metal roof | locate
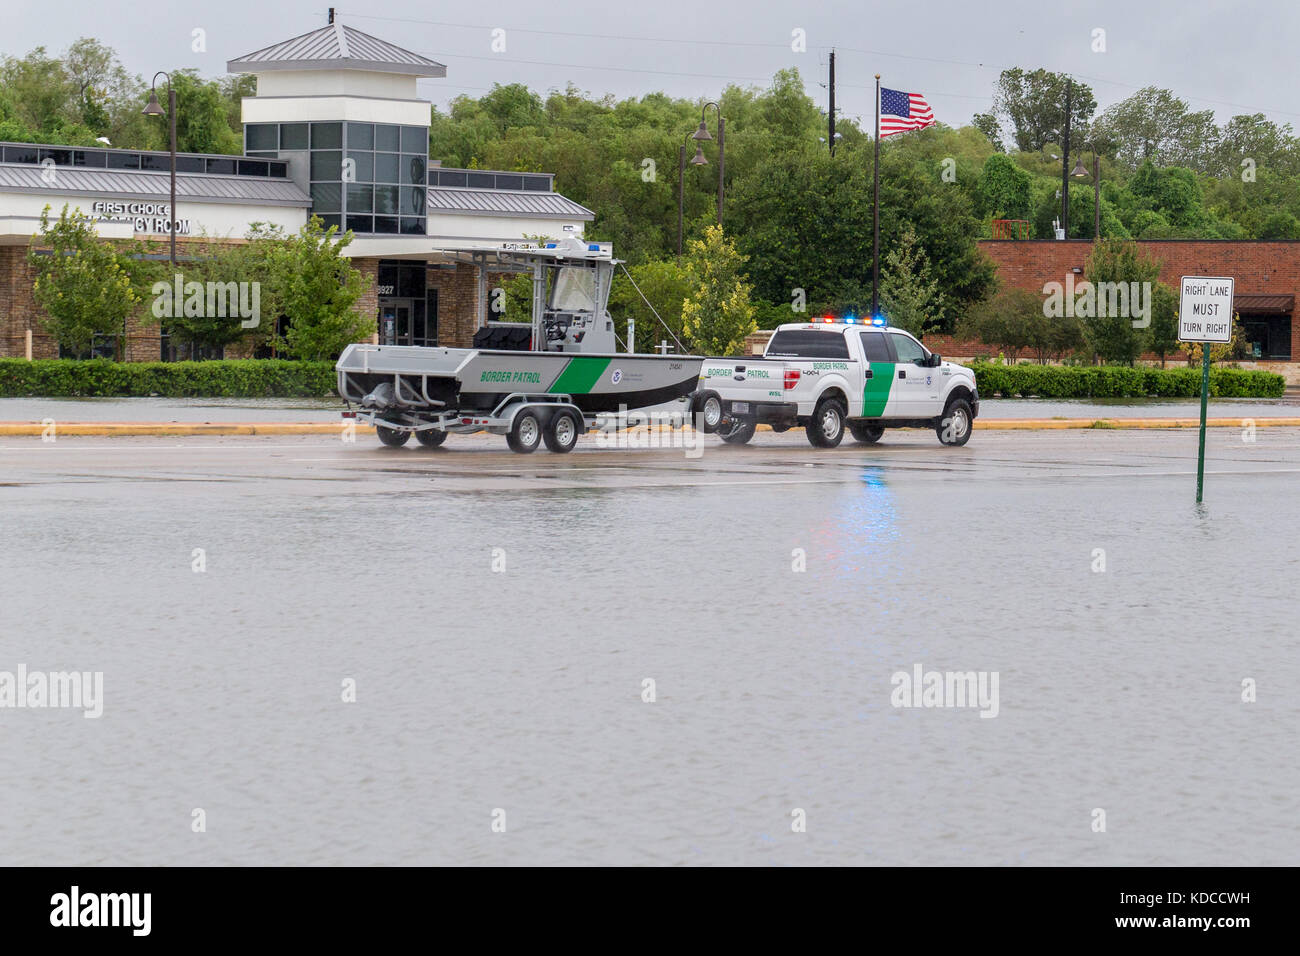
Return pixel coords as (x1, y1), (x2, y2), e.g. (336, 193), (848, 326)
(426, 187), (595, 221)
(227, 23), (446, 77)
(0, 163), (312, 207)
(1234, 293), (1294, 314)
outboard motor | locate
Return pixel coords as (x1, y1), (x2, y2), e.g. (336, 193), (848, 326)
(361, 382), (397, 410)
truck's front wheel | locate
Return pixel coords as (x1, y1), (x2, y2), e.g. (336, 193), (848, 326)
(807, 398), (846, 448)
(937, 398), (973, 446)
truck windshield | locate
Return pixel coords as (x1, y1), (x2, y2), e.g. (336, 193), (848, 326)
(766, 330), (850, 359)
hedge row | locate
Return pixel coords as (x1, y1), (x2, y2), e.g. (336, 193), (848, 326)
(971, 363), (1287, 399)
(0, 359), (338, 398)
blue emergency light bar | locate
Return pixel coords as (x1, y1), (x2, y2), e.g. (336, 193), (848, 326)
(818, 315), (888, 326)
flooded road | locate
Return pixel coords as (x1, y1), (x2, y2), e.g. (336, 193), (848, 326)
(2, 428), (1298, 865)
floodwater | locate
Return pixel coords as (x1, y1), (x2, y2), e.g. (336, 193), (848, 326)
(1, 428), (1297, 865)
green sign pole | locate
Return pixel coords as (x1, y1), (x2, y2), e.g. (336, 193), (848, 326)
(1196, 344), (1211, 503)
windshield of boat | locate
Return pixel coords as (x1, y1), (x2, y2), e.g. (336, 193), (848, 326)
(550, 266), (597, 313)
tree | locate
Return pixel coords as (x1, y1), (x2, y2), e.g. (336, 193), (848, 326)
(879, 225), (944, 337)
(958, 286), (1045, 362)
(680, 225), (756, 356)
(1082, 239), (1160, 364)
(1091, 87), (1217, 171)
(268, 218), (372, 361)
(27, 205), (139, 356)
(989, 68), (1096, 153)
(971, 111), (1004, 152)
(1148, 282), (1180, 367)
(977, 154), (1032, 220)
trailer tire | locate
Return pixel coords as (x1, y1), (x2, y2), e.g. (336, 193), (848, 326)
(376, 425), (411, 447)
(718, 419), (756, 445)
(543, 408), (582, 453)
(414, 429), (447, 448)
(807, 397), (846, 448)
(849, 423), (885, 444)
(506, 409), (543, 453)
(937, 398), (973, 446)
(693, 390), (723, 434)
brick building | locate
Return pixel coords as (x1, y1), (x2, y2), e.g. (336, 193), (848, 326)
(0, 19), (594, 361)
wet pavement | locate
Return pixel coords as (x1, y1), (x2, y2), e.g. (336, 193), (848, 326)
(2, 428), (1298, 865)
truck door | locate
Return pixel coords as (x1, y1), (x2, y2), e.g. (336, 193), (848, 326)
(887, 331), (932, 416)
(858, 330), (895, 417)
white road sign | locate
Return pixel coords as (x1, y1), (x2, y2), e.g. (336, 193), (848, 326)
(1179, 276), (1234, 343)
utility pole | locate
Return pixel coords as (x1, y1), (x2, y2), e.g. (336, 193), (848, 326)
(828, 50), (836, 157)
(1061, 78), (1072, 238)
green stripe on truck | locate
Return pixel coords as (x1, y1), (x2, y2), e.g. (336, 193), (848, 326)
(548, 357), (612, 395)
(862, 362), (895, 416)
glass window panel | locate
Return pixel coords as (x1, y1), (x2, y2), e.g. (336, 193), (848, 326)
(400, 125), (427, 153)
(374, 184), (399, 215)
(39, 148), (72, 165)
(72, 150), (107, 168)
(140, 153), (169, 171)
(310, 150), (343, 181)
(400, 217), (426, 235)
(373, 216), (399, 234)
(346, 183), (374, 213)
(3, 145), (39, 163)
(467, 171), (494, 188)
(174, 156), (205, 173)
(890, 332), (927, 364)
(268, 161), (288, 177)
(346, 214), (373, 233)
(245, 124), (278, 151)
(310, 182), (341, 213)
(374, 153), (399, 183)
(243, 151), (277, 160)
(404, 155), (426, 184)
(522, 174), (549, 191)
(105, 151), (140, 169)
(374, 124), (400, 151)
(238, 159), (270, 176)
(311, 122), (342, 149)
(346, 151), (374, 183)
(398, 264), (425, 298)
(400, 186), (425, 215)
(347, 123), (374, 149)
(495, 174), (523, 190)
(280, 123), (309, 150)
(377, 262), (400, 291)
(438, 170), (467, 188)
(316, 214), (341, 231)
(206, 157), (237, 175)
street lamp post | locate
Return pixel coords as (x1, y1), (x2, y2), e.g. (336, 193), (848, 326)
(1072, 152), (1101, 240)
(677, 132), (707, 259)
(143, 72), (176, 362)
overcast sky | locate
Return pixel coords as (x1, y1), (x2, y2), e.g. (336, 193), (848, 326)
(7, 0), (1300, 131)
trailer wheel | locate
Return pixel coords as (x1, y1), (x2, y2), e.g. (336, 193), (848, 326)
(937, 398), (973, 446)
(506, 409), (543, 453)
(376, 426), (411, 447)
(849, 423), (885, 444)
(718, 419), (756, 445)
(415, 429), (447, 448)
(807, 397), (846, 448)
(693, 390), (723, 434)
(543, 408), (582, 453)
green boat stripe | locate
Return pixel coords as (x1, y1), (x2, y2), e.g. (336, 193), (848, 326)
(548, 357), (612, 395)
(862, 362), (895, 416)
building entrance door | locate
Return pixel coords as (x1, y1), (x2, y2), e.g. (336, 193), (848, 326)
(380, 299), (414, 345)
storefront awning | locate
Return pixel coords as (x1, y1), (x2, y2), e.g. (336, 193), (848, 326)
(1234, 293), (1294, 314)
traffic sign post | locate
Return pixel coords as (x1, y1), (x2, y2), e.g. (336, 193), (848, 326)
(1178, 276), (1235, 503)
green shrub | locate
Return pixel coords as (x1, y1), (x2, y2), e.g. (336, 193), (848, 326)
(970, 362), (1284, 399)
(0, 359), (337, 398)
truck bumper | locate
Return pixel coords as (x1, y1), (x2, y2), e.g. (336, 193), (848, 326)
(723, 399), (799, 423)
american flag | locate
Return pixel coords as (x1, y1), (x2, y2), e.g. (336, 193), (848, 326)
(879, 87), (935, 137)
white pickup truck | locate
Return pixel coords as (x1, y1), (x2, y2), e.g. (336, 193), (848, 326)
(689, 319), (979, 447)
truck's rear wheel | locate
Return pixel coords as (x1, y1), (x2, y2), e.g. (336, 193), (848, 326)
(415, 428), (447, 448)
(376, 425), (410, 447)
(543, 408), (581, 453)
(937, 398), (973, 446)
(694, 391), (723, 434)
(849, 423), (884, 444)
(718, 419), (756, 445)
(807, 398), (846, 448)
(506, 409), (543, 453)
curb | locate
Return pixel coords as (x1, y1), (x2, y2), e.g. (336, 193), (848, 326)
(1, 417), (1299, 436)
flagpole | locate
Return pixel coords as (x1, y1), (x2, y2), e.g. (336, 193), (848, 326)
(872, 74), (881, 319)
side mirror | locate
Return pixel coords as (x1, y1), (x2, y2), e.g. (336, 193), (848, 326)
(929, 353), (942, 367)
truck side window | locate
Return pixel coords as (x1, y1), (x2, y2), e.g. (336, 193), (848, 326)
(890, 331), (927, 365)
(859, 330), (892, 362)
(766, 330), (850, 359)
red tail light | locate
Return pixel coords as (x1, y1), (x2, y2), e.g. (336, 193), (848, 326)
(783, 369), (801, 390)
